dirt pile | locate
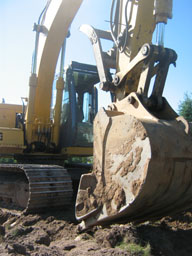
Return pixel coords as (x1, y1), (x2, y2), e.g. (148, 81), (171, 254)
(0, 208), (192, 256)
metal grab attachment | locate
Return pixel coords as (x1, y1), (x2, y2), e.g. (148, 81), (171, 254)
(136, 44), (177, 110)
(79, 24), (177, 110)
(114, 44), (177, 109)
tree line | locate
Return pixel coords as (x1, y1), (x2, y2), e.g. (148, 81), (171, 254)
(178, 93), (192, 122)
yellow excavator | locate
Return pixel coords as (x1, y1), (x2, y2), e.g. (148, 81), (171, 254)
(1, 0), (192, 230)
(0, 0), (99, 212)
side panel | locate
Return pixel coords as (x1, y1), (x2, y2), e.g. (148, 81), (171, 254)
(0, 128), (24, 154)
(0, 104), (23, 128)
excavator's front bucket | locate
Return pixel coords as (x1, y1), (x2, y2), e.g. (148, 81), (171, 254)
(76, 93), (192, 229)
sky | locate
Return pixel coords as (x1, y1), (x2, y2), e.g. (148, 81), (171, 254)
(0, 0), (191, 112)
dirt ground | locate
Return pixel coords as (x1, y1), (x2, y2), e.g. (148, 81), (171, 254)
(0, 205), (192, 256)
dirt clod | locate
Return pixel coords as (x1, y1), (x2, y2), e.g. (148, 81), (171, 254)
(35, 230), (51, 246)
(12, 243), (27, 255)
(63, 244), (76, 250)
(0, 225), (5, 236)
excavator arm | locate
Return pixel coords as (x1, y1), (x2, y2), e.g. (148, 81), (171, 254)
(75, 0), (192, 229)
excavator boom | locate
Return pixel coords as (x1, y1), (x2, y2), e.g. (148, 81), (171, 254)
(26, 0), (83, 146)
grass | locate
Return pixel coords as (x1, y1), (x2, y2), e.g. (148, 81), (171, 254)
(116, 241), (151, 256)
(0, 158), (17, 164)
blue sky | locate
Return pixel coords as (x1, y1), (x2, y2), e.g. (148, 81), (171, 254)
(0, 0), (191, 111)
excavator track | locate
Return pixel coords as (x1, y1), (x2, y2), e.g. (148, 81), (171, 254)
(0, 164), (73, 214)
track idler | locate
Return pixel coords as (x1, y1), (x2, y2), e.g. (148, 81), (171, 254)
(76, 93), (192, 229)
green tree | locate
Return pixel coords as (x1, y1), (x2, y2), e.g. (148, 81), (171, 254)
(178, 92), (192, 122)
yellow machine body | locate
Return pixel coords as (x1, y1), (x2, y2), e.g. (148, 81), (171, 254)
(0, 103), (22, 128)
(0, 104), (25, 154)
(0, 127), (24, 154)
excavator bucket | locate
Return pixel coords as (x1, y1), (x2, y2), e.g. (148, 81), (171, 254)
(76, 93), (192, 229)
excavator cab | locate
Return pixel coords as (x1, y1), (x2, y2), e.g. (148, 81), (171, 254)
(60, 61), (99, 150)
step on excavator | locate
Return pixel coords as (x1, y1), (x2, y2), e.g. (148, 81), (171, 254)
(1, 0), (192, 229)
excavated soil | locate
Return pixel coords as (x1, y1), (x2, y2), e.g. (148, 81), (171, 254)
(0, 205), (192, 256)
